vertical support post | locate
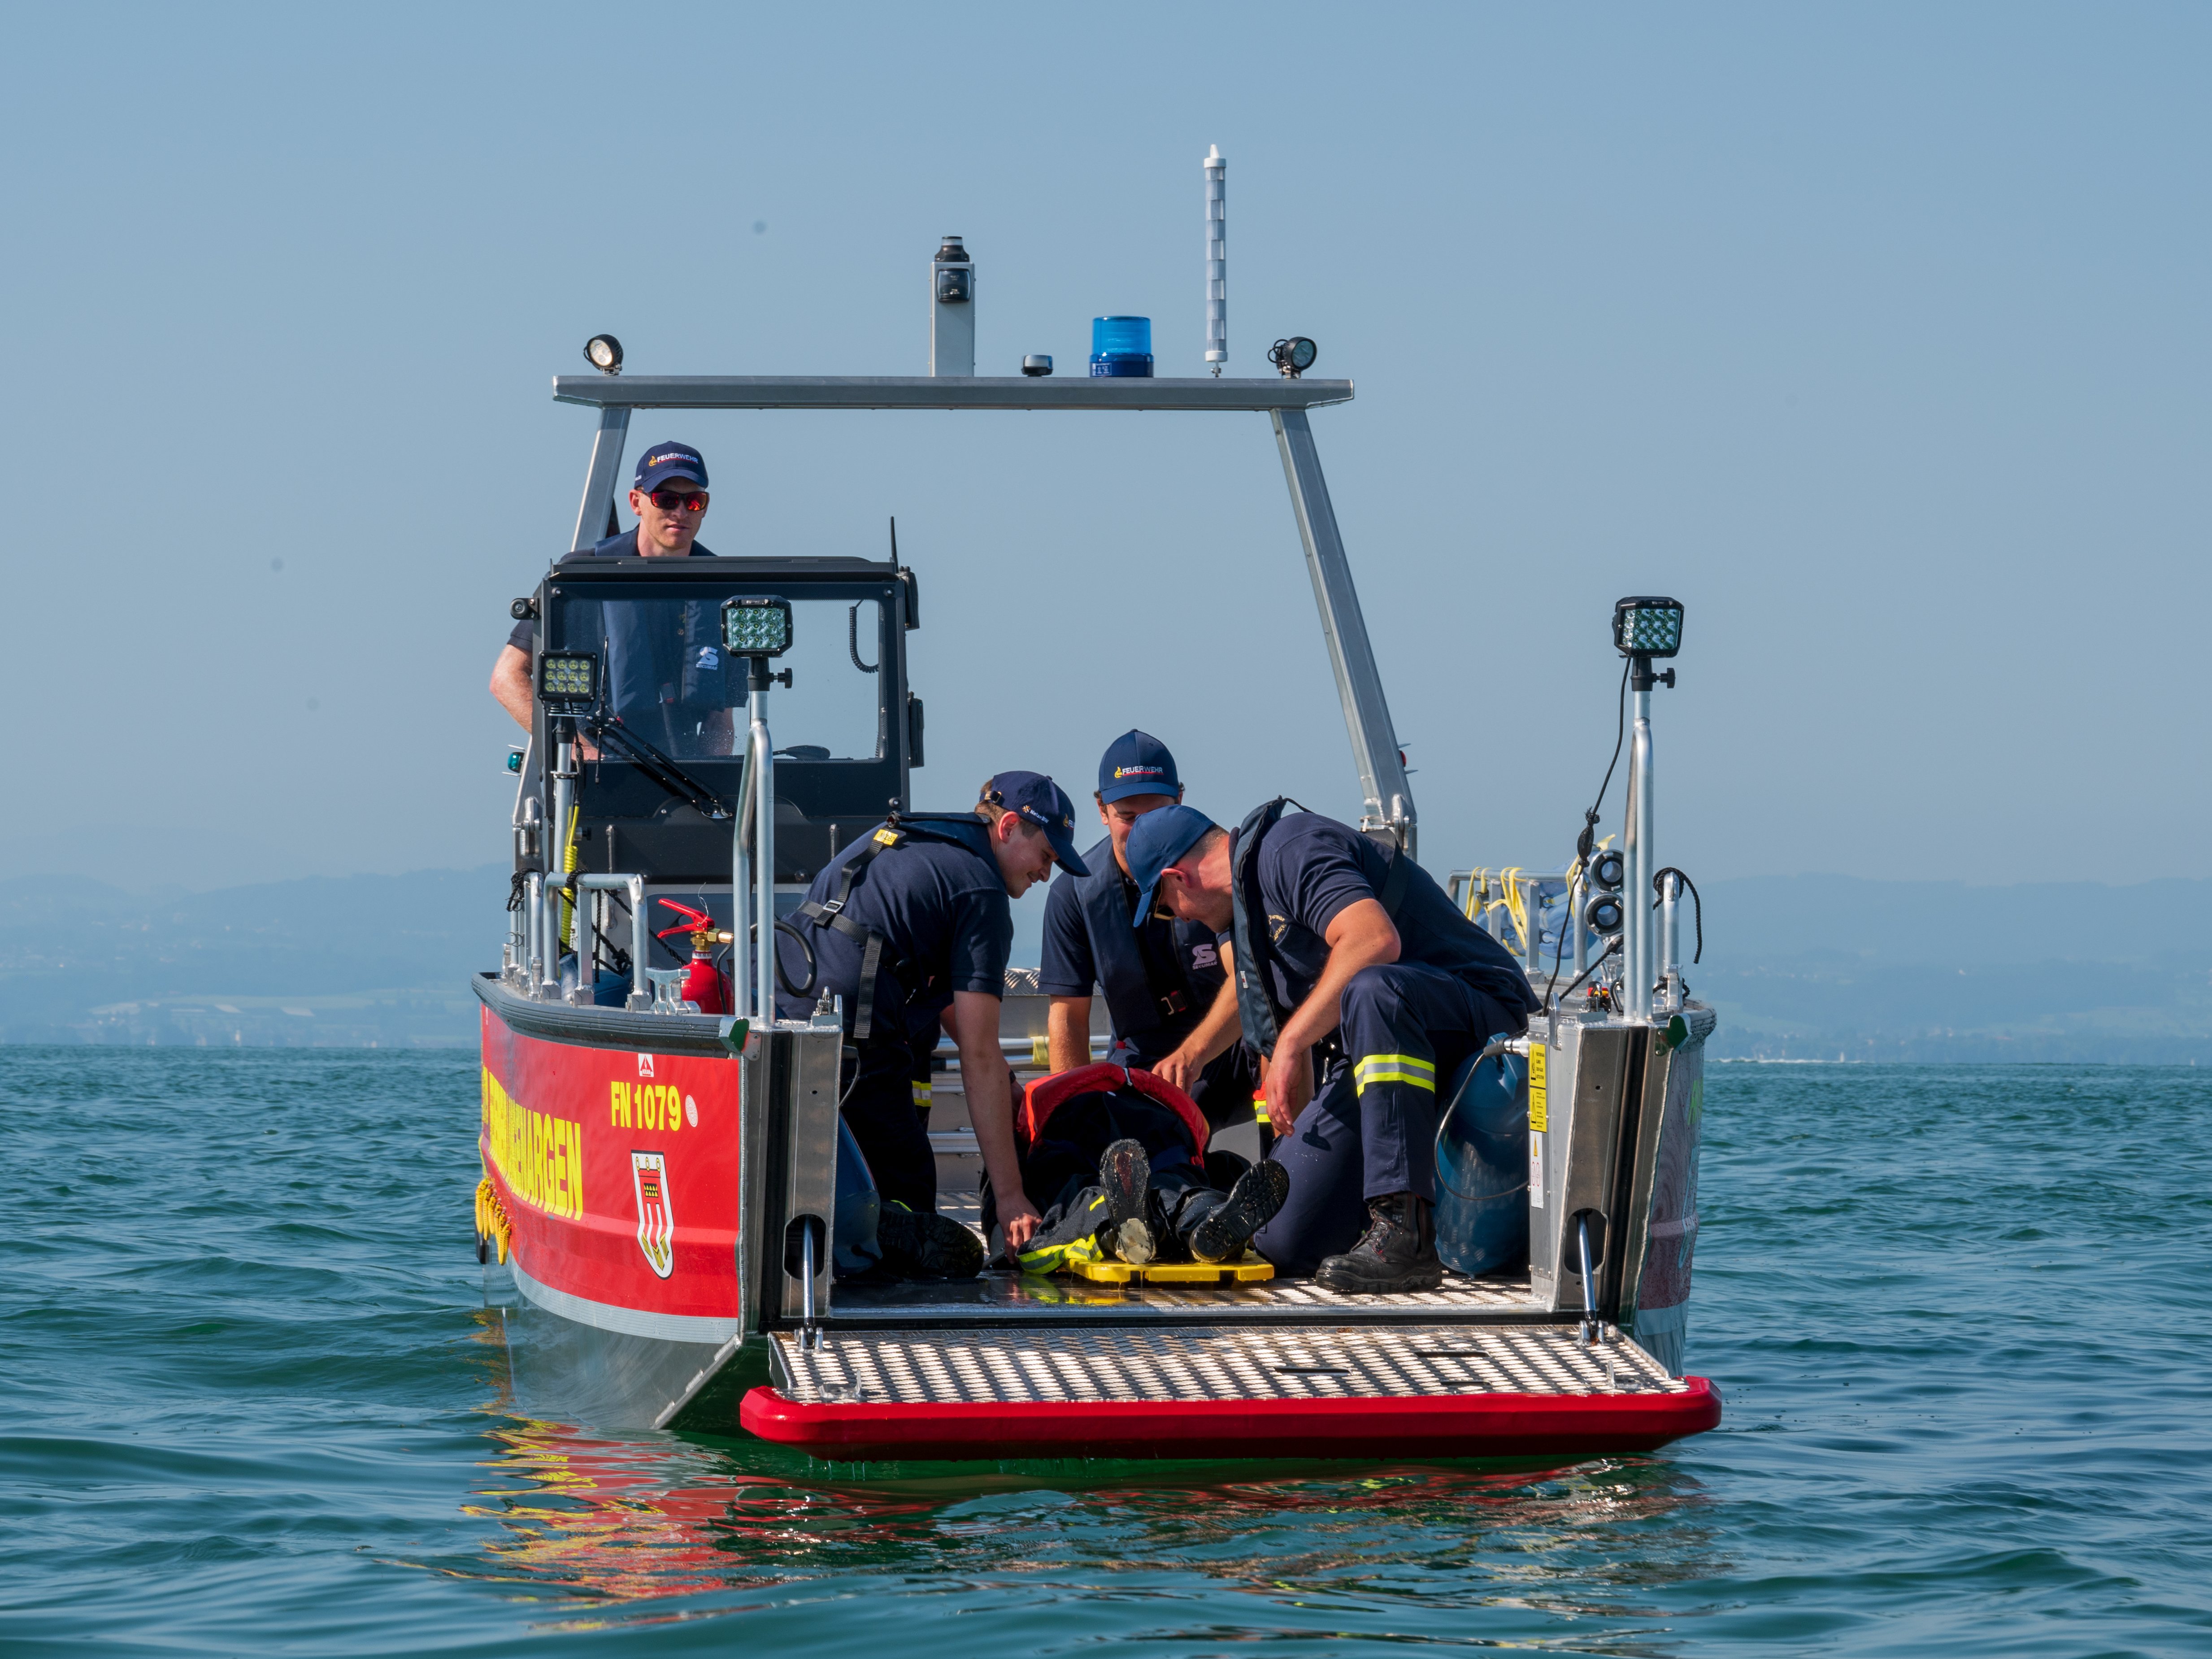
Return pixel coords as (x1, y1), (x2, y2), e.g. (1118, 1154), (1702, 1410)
(525, 871), (544, 993)
(1625, 685), (1654, 1019)
(731, 716), (756, 1023)
(1660, 871), (1681, 1010)
(749, 662), (778, 1024)
(627, 876), (651, 1010)
(544, 732), (574, 1000)
(1269, 408), (1418, 858)
(1572, 868), (1588, 980)
(570, 405), (632, 553)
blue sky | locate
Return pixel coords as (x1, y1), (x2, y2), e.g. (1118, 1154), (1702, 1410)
(2, 3), (2206, 905)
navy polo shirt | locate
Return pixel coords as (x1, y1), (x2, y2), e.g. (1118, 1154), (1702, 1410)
(504, 528), (717, 653)
(1040, 837), (1226, 1058)
(1242, 813), (1540, 1015)
(775, 820), (1014, 1041)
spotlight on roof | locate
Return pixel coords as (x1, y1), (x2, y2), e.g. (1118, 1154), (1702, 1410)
(582, 334), (623, 375)
(1268, 336), (1317, 378)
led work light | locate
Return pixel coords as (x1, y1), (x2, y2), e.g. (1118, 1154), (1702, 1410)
(536, 651), (600, 707)
(1268, 336), (1318, 378)
(721, 596), (794, 658)
(582, 334), (623, 375)
(1613, 597), (1685, 659)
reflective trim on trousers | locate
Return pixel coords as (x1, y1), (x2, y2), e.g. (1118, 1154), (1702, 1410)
(1353, 1053), (1436, 1096)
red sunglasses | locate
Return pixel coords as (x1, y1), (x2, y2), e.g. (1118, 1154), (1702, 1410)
(645, 488), (707, 513)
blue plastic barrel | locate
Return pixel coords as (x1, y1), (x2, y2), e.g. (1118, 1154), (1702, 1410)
(1432, 1038), (1530, 1275)
(1089, 315), (1154, 377)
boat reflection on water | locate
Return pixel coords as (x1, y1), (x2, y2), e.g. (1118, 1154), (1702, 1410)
(458, 1309), (1718, 1615)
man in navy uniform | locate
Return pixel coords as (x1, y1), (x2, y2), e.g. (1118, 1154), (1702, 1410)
(1038, 732), (1255, 1129)
(489, 440), (717, 731)
(1125, 801), (1541, 1293)
(777, 772), (1091, 1260)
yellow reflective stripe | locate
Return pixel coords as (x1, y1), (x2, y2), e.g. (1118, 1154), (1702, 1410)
(1353, 1053), (1437, 1097)
(1356, 1069), (1438, 1095)
(1353, 1053), (1434, 1080)
(911, 1080), (933, 1106)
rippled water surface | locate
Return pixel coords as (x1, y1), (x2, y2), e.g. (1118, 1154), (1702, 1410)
(2, 1049), (2208, 1656)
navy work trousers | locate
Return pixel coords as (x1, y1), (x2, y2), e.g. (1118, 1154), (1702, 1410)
(1251, 964), (1525, 1276)
(840, 1033), (939, 1215)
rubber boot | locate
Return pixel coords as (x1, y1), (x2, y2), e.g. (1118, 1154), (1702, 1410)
(1313, 1192), (1445, 1294)
(1098, 1138), (1155, 1264)
(1184, 1159), (1291, 1263)
(876, 1201), (985, 1280)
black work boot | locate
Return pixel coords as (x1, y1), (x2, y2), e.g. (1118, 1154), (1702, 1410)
(1313, 1193), (1445, 1294)
(1098, 1138), (1156, 1264)
(876, 1201), (985, 1280)
(1184, 1159), (1291, 1263)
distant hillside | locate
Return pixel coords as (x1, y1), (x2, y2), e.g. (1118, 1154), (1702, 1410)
(0, 868), (504, 1045)
(3, 867), (2210, 1061)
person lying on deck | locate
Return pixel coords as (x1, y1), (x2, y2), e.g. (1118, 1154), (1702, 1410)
(992, 1063), (1289, 1273)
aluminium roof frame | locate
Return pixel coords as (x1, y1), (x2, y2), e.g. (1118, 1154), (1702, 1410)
(552, 373), (1416, 855)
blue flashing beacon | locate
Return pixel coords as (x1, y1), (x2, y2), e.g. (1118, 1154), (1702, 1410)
(1089, 316), (1154, 378)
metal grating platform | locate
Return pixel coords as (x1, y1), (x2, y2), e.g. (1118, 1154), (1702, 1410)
(771, 1323), (1684, 1406)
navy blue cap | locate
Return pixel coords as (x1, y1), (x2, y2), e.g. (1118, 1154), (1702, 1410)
(1098, 729), (1182, 805)
(982, 771), (1091, 877)
(1123, 804), (1218, 926)
(634, 441), (708, 492)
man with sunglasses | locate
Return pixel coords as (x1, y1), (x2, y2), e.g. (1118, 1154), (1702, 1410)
(489, 442), (717, 730)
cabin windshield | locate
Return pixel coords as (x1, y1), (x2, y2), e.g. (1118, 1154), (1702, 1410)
(555, 592), (887, 762)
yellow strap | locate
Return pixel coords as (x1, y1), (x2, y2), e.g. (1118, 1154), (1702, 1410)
(558, 805), (580, 950)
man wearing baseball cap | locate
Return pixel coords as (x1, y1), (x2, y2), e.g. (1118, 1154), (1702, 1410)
(489, 441), (717, 731)
(1125, 799), (1539, 1293)
(776, 772), (1091, 1264)
(1038, 732), (1256, 1132)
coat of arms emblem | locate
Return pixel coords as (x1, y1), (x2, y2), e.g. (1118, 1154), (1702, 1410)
(630, 1150), (675, 1278)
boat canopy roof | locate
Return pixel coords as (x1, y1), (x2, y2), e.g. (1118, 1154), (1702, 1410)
(552, 374), (1354, 412)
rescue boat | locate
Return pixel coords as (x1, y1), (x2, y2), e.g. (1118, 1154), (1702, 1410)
(475, 220), (1719, 1463)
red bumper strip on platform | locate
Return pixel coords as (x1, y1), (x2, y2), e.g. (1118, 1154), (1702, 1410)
(739, 1377), (1721, 1461)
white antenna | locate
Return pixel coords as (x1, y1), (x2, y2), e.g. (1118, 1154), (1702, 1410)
(1203, 146), (1227, 376)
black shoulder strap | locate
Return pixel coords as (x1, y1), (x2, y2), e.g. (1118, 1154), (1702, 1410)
(1372, 833), (1412, 919)
(795, 824), (909, 1041)
(1229, 798), (1292, 1059)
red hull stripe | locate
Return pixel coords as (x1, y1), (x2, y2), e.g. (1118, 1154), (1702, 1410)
(738, 1376), (1722, 1460)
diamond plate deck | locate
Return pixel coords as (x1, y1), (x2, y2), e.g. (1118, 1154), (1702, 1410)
(772, 1322), (1682, 1406)
(829, 1267), (1543, 1325)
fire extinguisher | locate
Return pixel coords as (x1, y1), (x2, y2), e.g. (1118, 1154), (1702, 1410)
(653, 900), (732, 1015)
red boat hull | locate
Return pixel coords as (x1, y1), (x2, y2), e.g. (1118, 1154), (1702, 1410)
(478, 1004), (747, 1341)
(739, 1376), (1722, 1462)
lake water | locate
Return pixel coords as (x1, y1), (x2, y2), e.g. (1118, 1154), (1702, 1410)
(3, 1050), (2206, 1656)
